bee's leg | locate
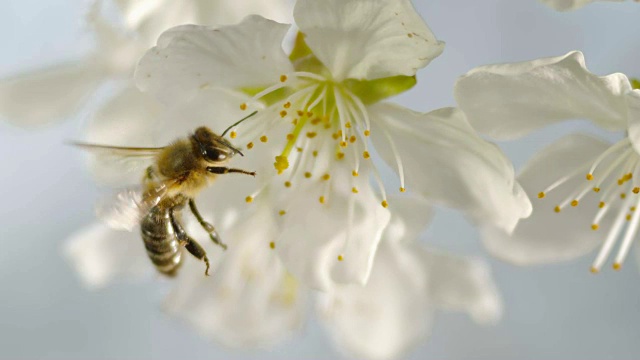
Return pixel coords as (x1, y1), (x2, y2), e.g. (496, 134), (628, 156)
(206, 166), (256, 176)
(169, 208), (211, 276)
(188, 198), (227, 250)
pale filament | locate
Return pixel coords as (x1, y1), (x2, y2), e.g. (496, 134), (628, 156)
(343, 87), (371, 133)
(540, 138), (640, 272)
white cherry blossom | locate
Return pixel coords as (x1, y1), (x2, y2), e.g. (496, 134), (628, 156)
(455, 51), (640, 272)
(0, 0), (291, 127)
(134, 0), (530, 289)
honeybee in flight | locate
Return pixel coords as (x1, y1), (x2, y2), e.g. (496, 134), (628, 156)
(74, 112), (258, 277)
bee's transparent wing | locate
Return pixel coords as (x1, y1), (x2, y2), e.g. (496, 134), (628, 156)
(71, 142), (164, 184)
(96, 182), (171, 231)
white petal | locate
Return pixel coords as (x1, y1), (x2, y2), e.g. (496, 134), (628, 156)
(482, 134), (612, 265)
(454, 51), (631, 139)
(163, 209), (306, 348)
(383, 195), (433, 245)
(0, 61), (104, 127)
(540, 0), (624, 11)
(276, 173), (391, 290)
(135, 16), (294, 104)
(625, 90), (640, 154)
(370, 103), (531, 233)
(294, 0), (443, 81)
(317, 241), (433, 360)
(421, 251), (502, 324)
(83, 86), (164, 186)
(63, 223), (152, 289)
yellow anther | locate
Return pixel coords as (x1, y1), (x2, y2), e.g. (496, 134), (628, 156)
(297, 110), (305, 117)
(286, 133), (294, 141)
(400, 187), (406, 193)
(336, 152), (345, 160)
(279, 210), (286, 216)
(240, 103), (247, 110)
(304, 172), (312, 178)
(591, 224), (599, 230)
(349, 135), (357, 143)
(312, 150), (318, 157)
(571, 200), (579, 207)
(306, 131), (317, 138)
(319, 196), (325, 204)
(554, 206), (561, 213)
(593, 187), (601, 193)
(331, 132), (340, 140)
(632, 206), (637, 212)
(364, 130), (371, 137)
(626, 173), (633, 180)
(590, 267), (599, 274)
(292, 119), (298, 125)
(296, 147), (303, 152)
(634, 187), (640, 194)
(322, 174), (331, 181)
(618, 179), (624, 185)
(230, 131), (237, 139)
(245, 196), (254, 203)
(381, 200), (389, 208)
(280, 74), (288, 82)
(260, 135), (268, 143)
(280, 110), (288, 118)
(284, 181), (292, 188)
(270, 241), (276, 249)
(621, 193), (627, 199)
(337, 255), (344, 261)
(311, 117), (321, 125)
(274, 155), (289, 172)
(324, 123), (331, 129)
(345, 122), (352, 129)
(599, 201), (606, 208)
(363, 151), (370, 159)
(340, 141), (348, 147)
(306, 111), (313, 118)
(247, 142), (254, 149)
(627, 214), (632, 221)
(537, 192), (545, 199)
(613, 263), (622, 270)
(283, 102), (291, 109)
(352, 170), (359, 177)
(352, 187), (358, 194)
(586, 173), (594, 181)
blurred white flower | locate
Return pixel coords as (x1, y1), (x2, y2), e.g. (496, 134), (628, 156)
(539, 0), (631, 11)
(134, 0), (530, 289)
(67, 193), (502, 358)
(455, 51), (640, 273)
(0, 0), (292, 127)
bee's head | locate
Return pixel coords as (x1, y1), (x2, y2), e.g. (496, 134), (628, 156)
(192, 126), (243, 164)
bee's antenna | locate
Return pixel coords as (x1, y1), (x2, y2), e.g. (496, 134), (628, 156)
(221, 111), (258, 137)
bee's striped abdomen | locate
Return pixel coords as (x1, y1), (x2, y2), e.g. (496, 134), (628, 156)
(140, 207), (182, 276)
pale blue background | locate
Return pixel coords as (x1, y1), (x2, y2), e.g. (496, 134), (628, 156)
(1, 0), (640, 359)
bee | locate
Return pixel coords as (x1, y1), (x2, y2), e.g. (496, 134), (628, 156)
(73, 112), (258, 277)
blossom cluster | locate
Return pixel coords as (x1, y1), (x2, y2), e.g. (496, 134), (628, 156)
(1, 0), (638, 359)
